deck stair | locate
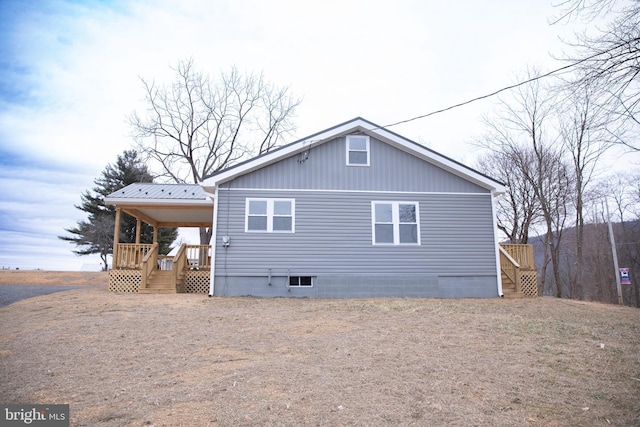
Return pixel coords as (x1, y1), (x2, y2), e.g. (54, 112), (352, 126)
(502, 271), (525, 298)
(499, 244), (538, 298)
(139, 270), (179, 294)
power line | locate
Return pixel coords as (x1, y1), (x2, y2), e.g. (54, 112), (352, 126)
(380, 65), (572, 130)
(377, 44), (618, 130)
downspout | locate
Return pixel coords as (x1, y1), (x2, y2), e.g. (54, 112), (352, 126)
(491, 191), (504, 297)
(205, 187), (219, 297)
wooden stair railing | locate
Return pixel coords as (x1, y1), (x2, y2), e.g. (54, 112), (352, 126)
(172, 244), (188, 290)
(184, 245), (212, 269)
(115, 244), (154, 269)
(139, 243), (159, 291)
(499, 244), (539, 297)
(499, 246), (522, 295)
(500, 244), (535, 269)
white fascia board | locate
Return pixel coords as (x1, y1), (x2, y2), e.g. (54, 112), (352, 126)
(104, 198), (213, 207)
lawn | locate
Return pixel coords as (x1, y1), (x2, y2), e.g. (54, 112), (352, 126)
(0, 277), (638, 426)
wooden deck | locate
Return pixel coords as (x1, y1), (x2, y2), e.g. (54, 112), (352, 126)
(499, 244), (538, 298)
(109, 243), (211, 294)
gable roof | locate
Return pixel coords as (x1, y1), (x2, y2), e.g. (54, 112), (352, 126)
(201, 117), (506, 194)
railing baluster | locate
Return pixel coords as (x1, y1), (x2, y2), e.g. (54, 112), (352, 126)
(113, 244), (155, 269)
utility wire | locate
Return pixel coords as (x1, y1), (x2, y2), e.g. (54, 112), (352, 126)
(377, 44), (619, 130)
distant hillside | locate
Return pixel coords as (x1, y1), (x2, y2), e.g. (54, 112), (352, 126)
(520, 219), (640, 305)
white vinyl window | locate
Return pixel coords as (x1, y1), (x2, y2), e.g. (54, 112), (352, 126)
(346, 135), (370, 166)
(372, 201), (420, 245)
(246, 198), (295, 232)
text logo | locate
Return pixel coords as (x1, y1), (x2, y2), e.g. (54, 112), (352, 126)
(2, 405), (69, 426)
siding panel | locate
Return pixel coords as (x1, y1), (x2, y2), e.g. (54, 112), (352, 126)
(214, 190), (497, 279)
(226, 136), (486, 193)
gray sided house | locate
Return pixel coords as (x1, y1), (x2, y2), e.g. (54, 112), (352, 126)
(201, 117), (507, 298)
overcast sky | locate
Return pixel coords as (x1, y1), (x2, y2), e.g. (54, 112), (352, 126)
(1, 0), (636, 271)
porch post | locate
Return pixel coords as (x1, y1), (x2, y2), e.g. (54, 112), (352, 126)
(135, 218), (141, 244)
(113, 207), (122, 269)
(153, 226), (158, 244)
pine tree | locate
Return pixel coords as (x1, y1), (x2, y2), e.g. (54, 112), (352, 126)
(60, 150), (178, 270)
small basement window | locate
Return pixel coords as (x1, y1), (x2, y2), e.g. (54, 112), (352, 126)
(289, 276), (313, 287)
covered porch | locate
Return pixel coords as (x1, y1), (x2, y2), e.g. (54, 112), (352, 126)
(105, 183), (214, 294)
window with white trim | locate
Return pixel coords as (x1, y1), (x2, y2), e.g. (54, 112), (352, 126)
(246, 198), (295, 232)
(346, 135), (370, 166)
(372, 201), (420, 245)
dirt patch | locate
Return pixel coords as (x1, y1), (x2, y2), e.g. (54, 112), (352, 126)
(0, 275), (638, 426)
(0, 270), (108, 286)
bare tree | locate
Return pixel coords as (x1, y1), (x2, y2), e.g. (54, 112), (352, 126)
(596, 171), (640, 305)
(553, 0), (639, 150)
(556, 82), (617, 298)
(477, 149), (541, 244)
(478, 70), (574, 297)
(584, 172), (640, 303)
(592, 172), (638, 223)
(476, 70), (548, 243)
(628, 169), (640, 219)
(532, 145), (575, 298)
(552, 0), (620, 24)
(129, 59), (301, 243)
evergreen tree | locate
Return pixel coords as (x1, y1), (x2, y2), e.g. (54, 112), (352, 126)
(60, 150), (178, 270)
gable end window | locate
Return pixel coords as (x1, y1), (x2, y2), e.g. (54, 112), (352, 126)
(372, 201), (420, 245)
(346, 135), (370, 166)
(246, 198), (295, 233)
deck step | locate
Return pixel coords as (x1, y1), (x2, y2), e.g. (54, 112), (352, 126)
(140, 270), (178, 294)
(502, 273), (526, 298)
(503, 292), (525, 299)
(139, 288), (177, 294)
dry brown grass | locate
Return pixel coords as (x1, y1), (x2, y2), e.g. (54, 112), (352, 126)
(0, 270), (108, 286)
(0, 272), (639, 426)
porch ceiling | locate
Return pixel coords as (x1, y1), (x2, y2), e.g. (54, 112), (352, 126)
(120, 204), (213, 228)
(105, 183), (214, 228)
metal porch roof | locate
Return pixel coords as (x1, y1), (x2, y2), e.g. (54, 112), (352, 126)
(105, 183), (214, 227)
